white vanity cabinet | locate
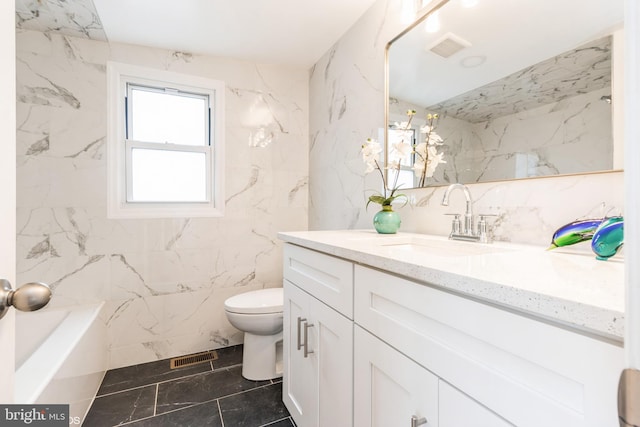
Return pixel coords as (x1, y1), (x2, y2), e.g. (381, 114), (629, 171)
(281, 240), (624, 427)
(282, 244), (354, 427)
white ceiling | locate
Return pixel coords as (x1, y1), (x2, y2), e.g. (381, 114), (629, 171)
(16, 0), (378, 68)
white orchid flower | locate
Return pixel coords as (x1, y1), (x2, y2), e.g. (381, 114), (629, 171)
(361, 138), (382, 166)
(387, 159), (401, 170)
(420, 124), (433, 134)
(426, 132), (444, 145)
(391, 140), (412, 160)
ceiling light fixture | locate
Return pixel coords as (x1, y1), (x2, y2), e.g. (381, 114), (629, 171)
(401, 0), (417, 24)
(424, 11), (441, 33)
(460, 0), (479, 8)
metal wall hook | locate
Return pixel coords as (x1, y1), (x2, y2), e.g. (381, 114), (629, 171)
(0, 279), (52, 319)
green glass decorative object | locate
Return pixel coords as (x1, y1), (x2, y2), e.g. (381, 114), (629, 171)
(591, 216), (624, 260)
(547, 218), (603, 250)
(373, 205), (401, 234)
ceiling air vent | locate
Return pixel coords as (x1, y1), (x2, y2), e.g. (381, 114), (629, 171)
(427, 33), (471, 58)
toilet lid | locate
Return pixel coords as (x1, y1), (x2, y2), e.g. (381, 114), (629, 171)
(224, 288), (284, 314)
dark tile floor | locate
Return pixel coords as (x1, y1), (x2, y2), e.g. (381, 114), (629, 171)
(84, 345), (293, 427)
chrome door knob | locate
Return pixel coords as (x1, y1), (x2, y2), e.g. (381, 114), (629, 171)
(0, 279), (51, 319)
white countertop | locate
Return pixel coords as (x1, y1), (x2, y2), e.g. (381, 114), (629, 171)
(278, 230), (625, 341)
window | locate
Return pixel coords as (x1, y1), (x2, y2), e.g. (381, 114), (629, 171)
(107, 62), (225, 218)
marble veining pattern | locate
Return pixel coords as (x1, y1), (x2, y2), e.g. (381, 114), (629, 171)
(15, 0), (107, 41)
(309, 0), (624, 250)
(16, 29), (309, 369)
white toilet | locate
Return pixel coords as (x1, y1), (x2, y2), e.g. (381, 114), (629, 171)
(224, 288), (284, 381)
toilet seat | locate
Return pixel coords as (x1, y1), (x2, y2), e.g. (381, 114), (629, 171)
(224, 288), (283, 314)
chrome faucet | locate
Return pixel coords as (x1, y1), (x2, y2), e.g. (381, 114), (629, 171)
(441, 183), (493, 243)
(441, 183), (473, 236)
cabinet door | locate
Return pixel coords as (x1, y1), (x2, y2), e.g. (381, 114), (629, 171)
(439, 381), (512, 427)
(354, 326), (438, 427)
(311, 294), (353, 427)
(284, 280), (354, 427)
(283, 280), (317, 426)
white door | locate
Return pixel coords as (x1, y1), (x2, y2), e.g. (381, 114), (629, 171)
(0, 0), (17, 404)
(354, 326), (438, 427)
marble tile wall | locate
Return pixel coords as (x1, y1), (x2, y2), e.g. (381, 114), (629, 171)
(16, 30), (309, 368)
(309, 0), (624, 246)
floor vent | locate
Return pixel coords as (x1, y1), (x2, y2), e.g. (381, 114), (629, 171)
(170, 351), (218, 369)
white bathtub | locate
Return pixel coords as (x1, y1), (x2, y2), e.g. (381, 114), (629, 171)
(15, 302), (107, 424)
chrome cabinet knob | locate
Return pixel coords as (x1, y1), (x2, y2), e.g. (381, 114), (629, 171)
(411, 415), (427, 427)
(0, 279), (51, 319)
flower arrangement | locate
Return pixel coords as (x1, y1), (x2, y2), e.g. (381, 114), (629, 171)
(361, 110), (446, 208)
(361, 137), (406, 208)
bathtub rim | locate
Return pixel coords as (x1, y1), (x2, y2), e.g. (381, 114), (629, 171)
(14, 301), (105, 404)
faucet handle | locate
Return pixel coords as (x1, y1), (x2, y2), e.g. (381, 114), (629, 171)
(445, 213), (461, 236)
(477, 214), (498, 243)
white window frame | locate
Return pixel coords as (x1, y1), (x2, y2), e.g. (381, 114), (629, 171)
(107, 62), (225, 218)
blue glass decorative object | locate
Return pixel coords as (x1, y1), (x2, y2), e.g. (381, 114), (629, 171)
(373, 205), (401, 234)
(547, 218), (603, 250)
(591, 216), (624, 260)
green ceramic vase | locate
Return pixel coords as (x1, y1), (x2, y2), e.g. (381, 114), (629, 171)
(373, 205), (401, 234)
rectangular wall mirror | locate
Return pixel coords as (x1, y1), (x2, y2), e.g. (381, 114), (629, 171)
(386, 0), (624, 189)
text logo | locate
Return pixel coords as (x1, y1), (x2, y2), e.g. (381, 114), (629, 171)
(0, 405), (68, 426)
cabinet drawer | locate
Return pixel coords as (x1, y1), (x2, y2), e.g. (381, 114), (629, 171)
(283, 243), (353, 318)
(354, 264), (623, 427)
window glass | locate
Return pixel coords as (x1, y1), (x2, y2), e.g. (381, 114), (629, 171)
(130, 87), (208, 146)
(130, 148), (208, 202)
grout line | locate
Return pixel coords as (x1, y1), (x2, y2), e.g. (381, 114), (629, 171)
(217, 399), (225, 427)
(212, 362), (243, 372)
(96, 383), (157, 399)
(216, 381), (280, 402)
(153, 383), (159, 416)
(260, 416), (291, 427)
(95, 383), (158, 399)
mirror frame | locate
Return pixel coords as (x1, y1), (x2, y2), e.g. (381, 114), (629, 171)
(384, 0), (623, 191)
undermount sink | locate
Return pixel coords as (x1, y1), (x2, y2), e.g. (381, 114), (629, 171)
(375, 235), (512, 257)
